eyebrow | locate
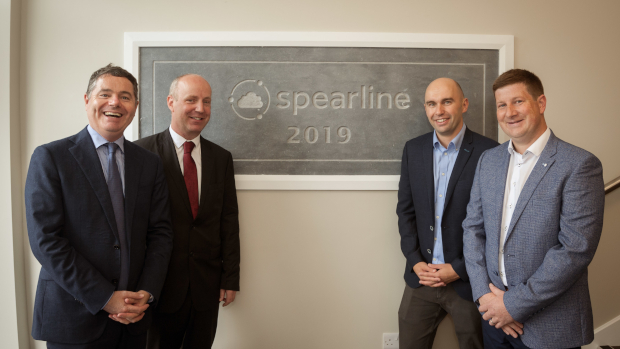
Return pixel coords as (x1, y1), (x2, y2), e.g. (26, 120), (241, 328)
(185, 95), (211, 101)
(99, 88), (134, 97)
(426, 98), (454, 104)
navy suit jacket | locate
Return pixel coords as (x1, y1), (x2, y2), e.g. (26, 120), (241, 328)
(25, 127), (174, 344)
(463, 131), (605, 348)
(397, 127), (498, 301)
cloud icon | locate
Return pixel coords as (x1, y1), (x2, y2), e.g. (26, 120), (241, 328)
(237, 92), (264, 109)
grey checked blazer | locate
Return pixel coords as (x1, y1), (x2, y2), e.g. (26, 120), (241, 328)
(463, 131), (605, 348)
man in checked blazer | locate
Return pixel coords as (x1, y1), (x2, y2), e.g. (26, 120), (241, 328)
(463, 69), (605, 348)
(396, 78), (499, 348)
(135, 74), (240, 348)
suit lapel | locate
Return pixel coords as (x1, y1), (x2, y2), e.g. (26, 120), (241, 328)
(196, 137), (215, 220)
(422, 139), (435, 211)
(123, 140), (143, 247)
(505, 133), (557, 241)
(444, 128), (474, 210)
(160, 130), (193, 217)
(68, 127), (119, 240)
(490, 143), (512, 240)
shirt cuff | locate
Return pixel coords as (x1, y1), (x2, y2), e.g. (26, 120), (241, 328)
(101, 291), (114, 310)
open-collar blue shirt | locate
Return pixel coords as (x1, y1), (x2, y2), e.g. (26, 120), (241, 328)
(431, 123), (466, 264)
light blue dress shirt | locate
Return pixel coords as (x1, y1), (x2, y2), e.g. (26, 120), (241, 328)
(87, 125), (125, 195)
(432, 124), (466, 264)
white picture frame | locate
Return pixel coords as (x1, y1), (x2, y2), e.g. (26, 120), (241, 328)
(124, 32), (514, 190)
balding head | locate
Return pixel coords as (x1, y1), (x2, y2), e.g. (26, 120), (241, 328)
(423, 78), (469, 147)
(167, 74), (212, 140)
(425, 78), (464, 100)
(169, 74), (211, 100)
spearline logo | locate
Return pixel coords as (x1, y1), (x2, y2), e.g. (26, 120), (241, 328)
(229, 80), (411, 120)
(228, 80), (271, 121)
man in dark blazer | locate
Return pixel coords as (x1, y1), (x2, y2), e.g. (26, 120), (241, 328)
(463, 69), (605, 348)
(396, 78), (499, 349)
(25, 64), (174, 348)
(135, 74), (240, 349)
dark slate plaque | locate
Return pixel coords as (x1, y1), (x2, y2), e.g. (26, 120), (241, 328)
(139, 47), (498, 175)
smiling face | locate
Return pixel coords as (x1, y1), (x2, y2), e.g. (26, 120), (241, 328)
(168, 75), (212, 140)
(84, 75), (138, 142)
(495, 82), (548, 153)
(424, 78), (469, 146)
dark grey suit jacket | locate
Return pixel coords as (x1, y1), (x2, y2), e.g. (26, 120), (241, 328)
(135, 129), (240, 313)
(397, 127), (498, 301)
(25, 127), (173, 344)
(463, 131), (605, 348)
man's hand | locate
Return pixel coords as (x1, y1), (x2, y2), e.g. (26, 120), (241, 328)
(501, 321), (524, 338)
(477, 289), (524, 338)
(413, 262), (444, 287)
(220, 289), (237, 307)
(103, 290), (149, 325)
(479, 283), (516, 328)
(426, 263), (460, 285)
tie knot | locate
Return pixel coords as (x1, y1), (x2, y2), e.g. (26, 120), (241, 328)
(107, 142), (119, 153)
(184, 141), (195, 154)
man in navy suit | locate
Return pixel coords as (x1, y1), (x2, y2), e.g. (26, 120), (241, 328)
(463, 69), (605, 348)
(396, 78), (499, 348)
(25, 64), (174, 348)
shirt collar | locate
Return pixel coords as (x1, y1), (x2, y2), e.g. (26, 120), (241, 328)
(169, 125), (201, 149)
(507, 127), (551, 157)
(87, 125), (124, 153)
(433, 123), (466, 151)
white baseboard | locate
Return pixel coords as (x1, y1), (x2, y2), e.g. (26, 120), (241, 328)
(583, 314), (620, 349)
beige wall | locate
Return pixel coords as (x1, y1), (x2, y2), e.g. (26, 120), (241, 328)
(9, 0), (620, 348)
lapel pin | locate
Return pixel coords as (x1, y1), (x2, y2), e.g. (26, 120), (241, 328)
(543, 163), (547, 167)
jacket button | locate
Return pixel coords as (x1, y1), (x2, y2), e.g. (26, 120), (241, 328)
(427, 249), (431, 254)
(112, 279), (118, 285)
(113, 245), (120, 250)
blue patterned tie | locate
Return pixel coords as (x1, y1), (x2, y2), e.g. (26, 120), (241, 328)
(107, 142), (129, 290)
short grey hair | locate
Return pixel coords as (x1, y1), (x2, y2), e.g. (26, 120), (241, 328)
(86, 63), (139, 102)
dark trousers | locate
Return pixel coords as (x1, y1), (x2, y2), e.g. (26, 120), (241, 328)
(146, 291), (219, 349)
(398, 283), (483, 349)
(482, 319), (580, 349)
(46, 320), (146, 349)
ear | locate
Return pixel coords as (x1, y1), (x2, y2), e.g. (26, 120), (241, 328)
(461, 97), (469, 113)
(84, 94), (89, 110)
(537, 94), (547, 114)
(167, 95), (175, 112)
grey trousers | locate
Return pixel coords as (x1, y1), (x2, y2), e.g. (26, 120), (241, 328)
(398, 283), (483, 349)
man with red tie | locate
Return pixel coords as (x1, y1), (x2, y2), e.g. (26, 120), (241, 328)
(135, 74), (240, 348)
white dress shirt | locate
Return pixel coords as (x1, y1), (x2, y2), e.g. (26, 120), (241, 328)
(499, 127), (551, 286)
(169, 126), (202, 197)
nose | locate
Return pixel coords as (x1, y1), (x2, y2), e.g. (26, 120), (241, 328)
(435, 104), (444, 115)
(108, 94), (119, 106)
(195, 101), (204, 113)
(506, 104), (517, 117)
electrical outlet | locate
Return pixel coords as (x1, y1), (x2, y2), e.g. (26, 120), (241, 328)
(383, 333), (399, 349)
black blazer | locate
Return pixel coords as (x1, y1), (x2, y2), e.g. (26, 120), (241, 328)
(396, 127), (498, 301)
(135, 129), (240, 313)
(25, 127), (173, 344)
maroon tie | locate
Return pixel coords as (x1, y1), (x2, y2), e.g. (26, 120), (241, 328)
(183, 141), (199, 219)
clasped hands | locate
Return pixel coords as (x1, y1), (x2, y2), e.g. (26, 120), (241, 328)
(414, 261), (460, 287)
(479, 283), (524, 338)
(103, 290), (150, 325)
